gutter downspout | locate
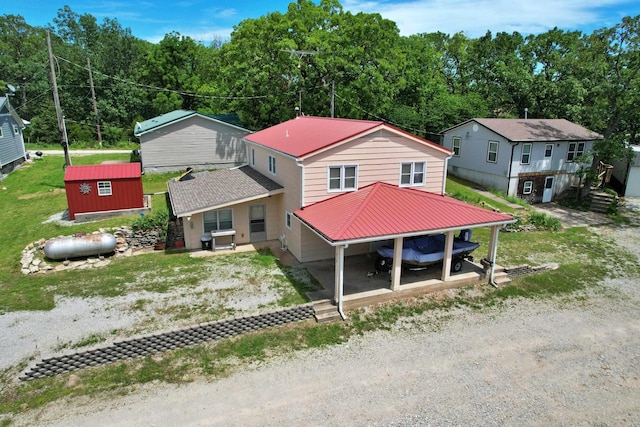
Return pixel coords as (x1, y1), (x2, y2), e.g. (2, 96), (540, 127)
(296, 160), (305, 208)
(506, 142), (520, 195)
(443, 153), (453, 195)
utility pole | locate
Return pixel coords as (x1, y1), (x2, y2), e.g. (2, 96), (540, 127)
(47, 30), (71, 167)
(87, 57), (102, 148)
(331, 80), (335, 118)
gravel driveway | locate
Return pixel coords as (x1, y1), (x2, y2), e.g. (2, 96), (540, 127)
(9, 200), (640, 426)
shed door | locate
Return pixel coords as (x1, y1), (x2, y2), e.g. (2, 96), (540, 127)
(249, 204), (266, 242)
(542, 176), (554, 203)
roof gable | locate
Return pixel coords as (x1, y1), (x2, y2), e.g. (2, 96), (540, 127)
(64, 163), (141, 181)
(295, 182), (513, 243)
(0, 96), (24, 128)
(245, 116), (450, 159)
(445, 118), (603, 142)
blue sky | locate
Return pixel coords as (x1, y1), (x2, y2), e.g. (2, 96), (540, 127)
(4, 0), (640, 43)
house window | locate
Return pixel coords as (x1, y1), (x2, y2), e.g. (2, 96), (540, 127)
(0, 128), (3, 138)
(268, 155), (276, 174)
(13, 124), (19, 135)
(203, 209), (233, 233)
(521, 143), (532, 164)
(251, 148), (255, 166)
(523, 181), (533, 195)
(452, 137), (461, 156)
(487, 141), (499, 163)
(328, 165), (357, 191)
(285, 211), (292, 229)
(567, 142), (585, 162)
(400, 161), (426, 186)
(544, 144), (553, 158)
(97, 181), (112, 196)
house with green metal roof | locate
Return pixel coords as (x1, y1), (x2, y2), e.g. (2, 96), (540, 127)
(134, 110), (251, 173)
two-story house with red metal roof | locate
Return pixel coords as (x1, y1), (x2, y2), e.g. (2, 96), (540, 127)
(168, 116), (514, 311)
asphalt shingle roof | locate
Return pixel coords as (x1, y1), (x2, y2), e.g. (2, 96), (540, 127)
(167, 166), (283, 216)
(473, 118), (603, 142)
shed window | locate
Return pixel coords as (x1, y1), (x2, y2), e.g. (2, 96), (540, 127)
(400, 161), (426, 186)
(0, 128), (3, 138)
(523, 181), (533, 195)
(521, 143), (531, 164)
(251, 148), (255, 166)
(203, 209), (233, 233)
(452, 137), (461, 156)
(268, 155), (276, 174)
(97, 181), (112, 196)
(285, 211), (292, 229)
(567, 142), (585, 162)
(328, 165), (357, 191)
(13, 124), (20, 135)
(487, 141), (499, 163)
(545, 144), (553, 158)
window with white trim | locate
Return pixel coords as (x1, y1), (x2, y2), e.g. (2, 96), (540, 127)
(251, 148), (255, 166)
(97, 181), (112, 196)
(268, 155), (276, 174)
(452, 137), (461, 156)
(521, 143), (531, 164)
(328, 165), (357, 191)
(523, 181), (533, 195)
(203, 209), (233, 233)
(487, 141), (498, 163)
(400, 161), (426, 186)
(567, 142), (585, 162)
(13, 124), (19, 135)
(544, 144), (553, 158)
(0, 128), (3, 138)
(285, 211), (292, 229)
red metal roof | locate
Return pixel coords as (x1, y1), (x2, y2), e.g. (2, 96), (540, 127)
(294, 182), (514, 243)
(244, 116), (449, 159)
(64, 163), (141, 181)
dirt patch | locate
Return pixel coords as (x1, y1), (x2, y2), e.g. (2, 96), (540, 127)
(18, 188), (65, 199)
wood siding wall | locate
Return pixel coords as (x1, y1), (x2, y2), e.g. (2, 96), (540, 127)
(140, 116), (249, 172)
(65, 178), (144, 220)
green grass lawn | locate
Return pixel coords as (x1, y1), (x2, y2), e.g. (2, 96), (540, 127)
(1, 156), (639, 418)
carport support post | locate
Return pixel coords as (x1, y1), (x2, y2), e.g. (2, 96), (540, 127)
(391, 237), (403, 290)
(334, 245), (345, 313)
(441, 231), (455, 282)
(487, 225), (499, 283)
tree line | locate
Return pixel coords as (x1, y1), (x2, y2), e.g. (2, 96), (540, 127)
(1, 0), (638, 165)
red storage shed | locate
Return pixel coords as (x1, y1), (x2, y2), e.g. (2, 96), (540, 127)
(64, 163), (144, 220)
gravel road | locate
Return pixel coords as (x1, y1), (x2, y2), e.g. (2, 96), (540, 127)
(9, 201), (640, 426)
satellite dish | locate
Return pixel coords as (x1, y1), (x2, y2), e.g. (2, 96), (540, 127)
(7, 84), (16, 93)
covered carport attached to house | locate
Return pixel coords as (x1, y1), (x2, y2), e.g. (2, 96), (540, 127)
(294, 182), (515, 316)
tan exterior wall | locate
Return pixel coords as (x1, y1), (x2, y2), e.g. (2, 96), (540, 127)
(301, 129), (447, 205)
(140, 116), (249, 172)
(182, 195), (282, 250)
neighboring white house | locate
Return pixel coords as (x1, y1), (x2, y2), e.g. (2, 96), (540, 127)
(134, 110), (251, 173)
(0, 96), (27, 175)
(441, 118), (603, 203)
(611, 145), (640, 197)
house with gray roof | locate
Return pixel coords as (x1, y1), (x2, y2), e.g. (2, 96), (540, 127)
(134, 110), (251, 173)
(0, 96), (27, 175)
(441, 118), (604, 203)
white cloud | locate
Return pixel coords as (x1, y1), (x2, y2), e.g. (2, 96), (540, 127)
(342, 0), (630, 36)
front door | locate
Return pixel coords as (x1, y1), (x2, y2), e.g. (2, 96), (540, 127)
(542, 176), (554, 203)
(249, 204), (266, 242)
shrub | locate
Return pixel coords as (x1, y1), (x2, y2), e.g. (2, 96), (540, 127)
(529, 211), (562, 231)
